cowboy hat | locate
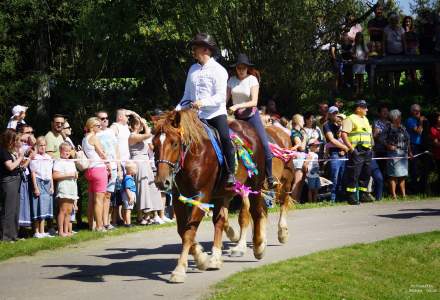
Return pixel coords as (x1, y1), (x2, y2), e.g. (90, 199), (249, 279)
(230, 53), (254, 67)
(188, 33), (217, 52)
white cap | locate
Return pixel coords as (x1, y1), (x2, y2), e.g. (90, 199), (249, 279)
(11, 105), (28, 119)
(328, 106), (339, 114)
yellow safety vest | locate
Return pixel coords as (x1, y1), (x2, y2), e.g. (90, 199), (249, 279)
(347, 114), (372, 149)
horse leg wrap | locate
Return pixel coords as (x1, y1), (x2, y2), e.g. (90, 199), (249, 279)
(207, 247), (223, 270)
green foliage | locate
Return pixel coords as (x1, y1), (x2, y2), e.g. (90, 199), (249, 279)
(0, 0), (434, 138)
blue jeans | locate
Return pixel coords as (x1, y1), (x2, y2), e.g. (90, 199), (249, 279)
(242, 110), (273, 179)
(370, 159), (383, 200)
(328, 152), (345, 201)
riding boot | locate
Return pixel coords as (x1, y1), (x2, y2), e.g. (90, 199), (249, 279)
(226, 173), (236, 186)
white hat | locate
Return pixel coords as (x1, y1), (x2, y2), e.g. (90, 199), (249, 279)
(11, 105), (28, 119)
(328, 106), (339, 114)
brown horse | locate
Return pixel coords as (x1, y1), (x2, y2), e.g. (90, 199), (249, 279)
(153, 109), (267, 283)
(227, 125), (294, 256)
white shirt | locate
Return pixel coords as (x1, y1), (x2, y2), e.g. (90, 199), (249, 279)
(82, 136), (105, 169)
(227, 75), (259, 105)
(177, 57), (228, 120)
(307, 152), (320, 178)
(112, 123), (130, 163)
(30, 153), (53, 180)
(97, 128), (118, 169)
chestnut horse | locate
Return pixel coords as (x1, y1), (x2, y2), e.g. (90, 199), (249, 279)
(227, 125), (294, 256)
(153, 109), (267, 283)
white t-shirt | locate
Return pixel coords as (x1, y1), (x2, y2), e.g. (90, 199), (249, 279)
(112, 123), (130, 164)
(307, 152), (320, 178)
(227, 75), (259, 105)
(29, 153), (53, 180)
(53, 160), (78, 200)
(97, 128), (118, 169)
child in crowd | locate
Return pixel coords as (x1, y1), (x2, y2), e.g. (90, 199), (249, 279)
(305, 139), (321, 202)
(53, 142), (78, 237)
(30, 136), (54, 238)
(7, 105), (28, 130)
(122, 162), (137, 227)
(352, 32), (368, 96)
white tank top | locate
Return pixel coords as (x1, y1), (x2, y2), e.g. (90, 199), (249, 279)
(82, 135), (105, 168)
(113, 123), (131, 163)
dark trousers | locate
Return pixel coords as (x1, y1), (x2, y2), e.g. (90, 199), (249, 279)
(344, 147), (372, 193)
(242, 111), (273, 179)
(206, 114), (236, 173)
(0, 175), (21, 241)
(370, 159), (384, 200)
(409, 144), (427, 194)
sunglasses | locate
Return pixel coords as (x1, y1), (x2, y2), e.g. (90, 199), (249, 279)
(24, 131), (34, 134)
(63, 127), (71, 130)
(100, 117), (109, 121)
(94, 124), (101, 128)
(55, 122), (65, 125)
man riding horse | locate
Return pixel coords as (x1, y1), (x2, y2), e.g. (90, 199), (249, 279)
(175, 32), (236, 186)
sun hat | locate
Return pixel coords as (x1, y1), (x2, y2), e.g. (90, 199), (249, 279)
(10, 105), (28, 119)
(230, 53), (254, 67)
(328, 106), (339, 114)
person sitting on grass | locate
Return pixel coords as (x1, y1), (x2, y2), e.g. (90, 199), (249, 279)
(122, 162), (137, 227)
(52, 142), (78, 237)
(30, 136), (54, 238)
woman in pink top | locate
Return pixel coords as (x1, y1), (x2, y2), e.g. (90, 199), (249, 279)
(430, 112), (440, 193)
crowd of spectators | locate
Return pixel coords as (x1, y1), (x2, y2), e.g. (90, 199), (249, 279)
(330, 5), (440, 95)
(0, 107), (172, 242)
(259, 99), (438, 204)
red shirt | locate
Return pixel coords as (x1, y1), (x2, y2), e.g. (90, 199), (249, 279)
(430, 127), (440, 160)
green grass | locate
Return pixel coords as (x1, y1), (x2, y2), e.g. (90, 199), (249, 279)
(0, 195), (438, 263)
(207, 231), (440, 300)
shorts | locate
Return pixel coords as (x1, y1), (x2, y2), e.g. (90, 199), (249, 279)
(122, 190), (136, 210)
(85, 167), (108, 193)
(106, 168), (117, 193)
(307, 176), (321, 190)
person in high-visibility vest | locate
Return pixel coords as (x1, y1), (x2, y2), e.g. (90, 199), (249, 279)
(341, 100), (375, 204)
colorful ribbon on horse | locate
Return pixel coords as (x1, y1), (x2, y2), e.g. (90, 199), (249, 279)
(232, 181), (260, 198)
(230, 133), (259, 177)
(178, 193), (214, 214)
(269, 142), (306, 163)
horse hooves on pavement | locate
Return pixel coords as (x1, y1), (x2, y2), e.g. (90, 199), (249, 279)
(230, 250), (245, 257)
(169, 271), (186, 283)
(278, 228), (289, 244)
(207, 259), (223, 270)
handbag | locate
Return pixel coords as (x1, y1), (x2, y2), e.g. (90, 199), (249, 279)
(75, 150), (89, 171)
(234, 107), (257, 120)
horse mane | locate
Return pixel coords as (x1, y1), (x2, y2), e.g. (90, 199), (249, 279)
(155, 109), (208, 146)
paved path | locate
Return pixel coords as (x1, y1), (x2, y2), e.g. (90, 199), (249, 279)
(1, 200), (439, 300)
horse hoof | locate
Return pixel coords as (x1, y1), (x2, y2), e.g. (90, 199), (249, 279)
(195, 252), (210, 271)
(207, 258), (223, 270)
(225, 227), (239, 243)
(253, 242), (266, 260)
(230, 249), (245, 257)
(278, 228), (289, 244)
(169, 271), (186, 283)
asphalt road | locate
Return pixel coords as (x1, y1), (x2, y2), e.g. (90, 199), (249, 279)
(0, 200), (439, 300)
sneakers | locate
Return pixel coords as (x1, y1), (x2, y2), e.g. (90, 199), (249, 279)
(104, 224), (116, 230)
(33, 232), (44, 239)
(153, 215), (165, 225)
(161, 216), (174, 223)
(47, 228), (57, 236)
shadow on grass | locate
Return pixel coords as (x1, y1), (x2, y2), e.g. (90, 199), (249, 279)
(376, 208), (440, 219)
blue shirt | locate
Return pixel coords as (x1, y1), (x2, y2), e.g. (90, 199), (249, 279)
(405, 117), (421, 145)
(123, 175), (136, 193)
